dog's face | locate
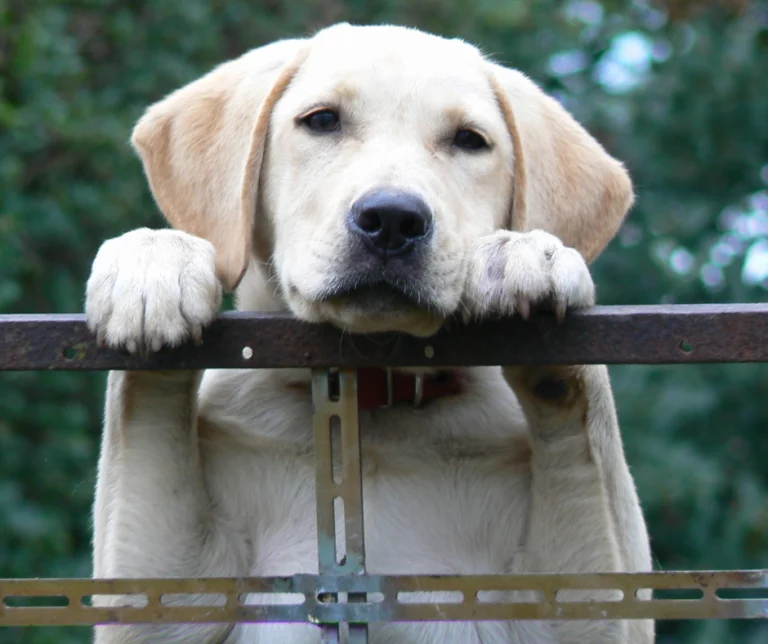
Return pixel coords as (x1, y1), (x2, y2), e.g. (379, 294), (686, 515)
(131, 24), (632, 337)
(263, 27), (514, 335)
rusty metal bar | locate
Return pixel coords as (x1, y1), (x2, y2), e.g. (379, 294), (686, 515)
(3, 304), (768, 371)
(312, 369), (368, 642)
(0, 571), (765, 626)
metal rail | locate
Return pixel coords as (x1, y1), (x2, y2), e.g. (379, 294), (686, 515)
(2, 303), (768, 371)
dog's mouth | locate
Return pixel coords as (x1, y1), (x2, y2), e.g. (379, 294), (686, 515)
(319, 280), (423, 314)
(290, 275), (448, 337)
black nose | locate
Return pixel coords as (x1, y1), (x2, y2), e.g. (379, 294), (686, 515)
(348, 190), (432, 256)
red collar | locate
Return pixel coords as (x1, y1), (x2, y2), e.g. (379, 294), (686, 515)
(355, 368), (462, 410)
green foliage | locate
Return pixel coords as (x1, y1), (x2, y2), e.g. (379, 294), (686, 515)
(1, 1), (766, 642)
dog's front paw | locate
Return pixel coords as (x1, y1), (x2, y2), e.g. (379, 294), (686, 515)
(85, 228), (222, 353)
(462, 230), (595, 322)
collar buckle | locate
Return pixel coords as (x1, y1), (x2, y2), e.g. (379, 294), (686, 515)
(383, 368), (425, 408)
(413, 373), (424, 408)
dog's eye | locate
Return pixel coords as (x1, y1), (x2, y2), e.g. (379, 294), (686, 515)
(453, 128), (489, 151)
(301, 109), (341, 133)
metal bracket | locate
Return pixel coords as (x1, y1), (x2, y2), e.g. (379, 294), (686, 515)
(313, 368), (368, 643)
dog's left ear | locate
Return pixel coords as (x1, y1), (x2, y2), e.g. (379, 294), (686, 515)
(488, 65), (633, 262)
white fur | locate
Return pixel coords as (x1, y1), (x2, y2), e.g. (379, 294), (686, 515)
(85, 228), (222, 352)
(86, 23), (653, 644)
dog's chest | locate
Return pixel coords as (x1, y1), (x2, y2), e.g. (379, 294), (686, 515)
(199, 367), (531, 577)
(209, 442), (536, 644)
(200, 374), (542, 643)
(205, 437), (531, 578)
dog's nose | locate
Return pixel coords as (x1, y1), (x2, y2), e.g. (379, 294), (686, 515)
(348, 190), (432, 256)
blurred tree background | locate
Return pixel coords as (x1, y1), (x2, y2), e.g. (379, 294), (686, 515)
(1, 0), (767, 642)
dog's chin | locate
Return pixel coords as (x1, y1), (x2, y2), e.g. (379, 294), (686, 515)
(288, 284), (446, 337)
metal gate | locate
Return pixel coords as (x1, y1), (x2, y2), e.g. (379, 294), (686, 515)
(1, 304), (767, 640)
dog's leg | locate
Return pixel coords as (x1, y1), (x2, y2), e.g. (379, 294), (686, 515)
(506, 364), (653, 577)
(503, 364), (653, 643)
(464, 230), (654, 642)
(87, 229), (243, 643)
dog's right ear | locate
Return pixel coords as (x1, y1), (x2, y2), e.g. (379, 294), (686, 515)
(131, 40), (309, 291)
(488, 65), (634, 264)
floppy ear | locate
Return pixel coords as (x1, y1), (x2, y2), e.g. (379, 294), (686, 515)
(488, 65), (634, 262)
(131, 39), (308, 291)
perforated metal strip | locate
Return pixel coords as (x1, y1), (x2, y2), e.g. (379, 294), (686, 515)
(0, 571), (766, 626)
(313, 369), (368, 642)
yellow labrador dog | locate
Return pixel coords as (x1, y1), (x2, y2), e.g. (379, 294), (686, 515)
(85, 23), (653, 644)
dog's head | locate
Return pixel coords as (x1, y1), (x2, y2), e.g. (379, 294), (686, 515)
(132, 24), (632, 336)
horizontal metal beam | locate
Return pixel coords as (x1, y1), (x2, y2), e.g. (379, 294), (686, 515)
(0, 571), (766, 626)
(2, 304), (768, 370)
